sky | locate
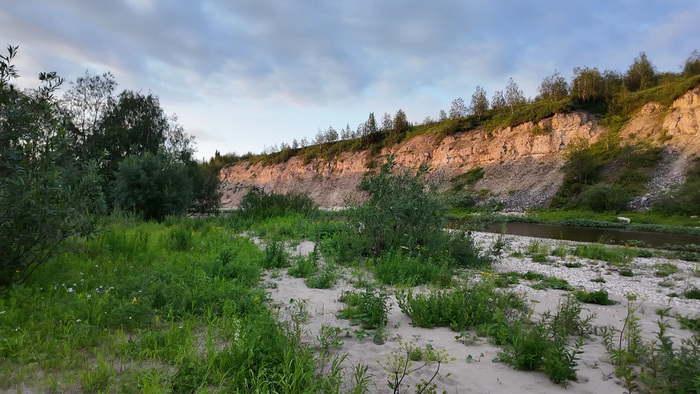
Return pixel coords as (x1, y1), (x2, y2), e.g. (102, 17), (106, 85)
(2, 1), (699, 161)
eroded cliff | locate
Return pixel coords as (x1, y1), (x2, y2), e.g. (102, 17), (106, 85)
(220, 87), (700, 208)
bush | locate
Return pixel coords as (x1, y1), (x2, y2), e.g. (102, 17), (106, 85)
(578, 185), (631, 213)
(348, 155), (448, 257)
(239, 188), (317, 220)
(1, 47), (104, 287)
(113, 153), (193, 221)
(573, 289), (615, 305)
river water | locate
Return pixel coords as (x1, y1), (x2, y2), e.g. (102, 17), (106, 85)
(446, 220), (700, 248)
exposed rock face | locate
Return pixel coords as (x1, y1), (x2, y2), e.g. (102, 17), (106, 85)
(220, 87), (700, 208)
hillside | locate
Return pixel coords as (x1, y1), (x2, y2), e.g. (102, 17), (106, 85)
(219, 86), (700, 209)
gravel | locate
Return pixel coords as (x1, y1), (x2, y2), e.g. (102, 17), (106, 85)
(471, 231), (700, 310)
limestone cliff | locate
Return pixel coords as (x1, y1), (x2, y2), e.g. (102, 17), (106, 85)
(220, 87), (700, 209)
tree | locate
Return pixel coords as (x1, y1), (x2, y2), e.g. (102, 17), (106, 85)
(491, 90), (506, 110)
(87, 90), (169, 181)
(365, 112), (378, 136)
(1, 46), (104, 287)
(61, 71), (117, 149)
(505, 78), (526, 114)
(354, 155), (447, 257)
(562, 138), (601, 187)
(624, 52), (657, 92)
(469, 86), (489, 120)
(393, 109), (409, 138)
(380, 112), (393, 131)
(537, 70), (569, 101)
(113, 152), (192, 221)
(326, 126), (338, 142)
(571, 67), (604, 102)
(449, 97), (468, 119)
(438, 109), (448, 121)
(602, 69), (623, 102)
(682, 50), (700, 77)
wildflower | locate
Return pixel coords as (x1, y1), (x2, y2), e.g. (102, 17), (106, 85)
(253, 296), (260, 302)
(0, 311), (5, 314)
(87, 294), (91, 299)
(67, 287), (74, 293)
(76, 319), (82, 322)
(132, 297), (138, 305)
(15, 270), (19, 273)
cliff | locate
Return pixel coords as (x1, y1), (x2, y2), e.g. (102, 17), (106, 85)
(220, 86), (700, 209)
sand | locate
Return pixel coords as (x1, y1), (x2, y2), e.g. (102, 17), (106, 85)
(255, 234), (700, 394)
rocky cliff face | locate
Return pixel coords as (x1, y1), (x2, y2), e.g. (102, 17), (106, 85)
(220, 87), (700, 208)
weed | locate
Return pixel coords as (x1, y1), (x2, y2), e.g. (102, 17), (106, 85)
(306, 264), (338, 289)
(376, 339), (455, 394)
(654, 262), (678, 277)
(263, 239), (290, 269)
(684, 287), (700, 300)
(532, 254), (549, 263)
(590, 277), (606, 283)
(288, 252), (319, 278)
(573, 289), (616, 305)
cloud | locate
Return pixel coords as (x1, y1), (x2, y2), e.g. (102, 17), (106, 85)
(2, 0), (698, 158)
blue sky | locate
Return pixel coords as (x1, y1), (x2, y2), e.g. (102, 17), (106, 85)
(2, 1), (699, 160)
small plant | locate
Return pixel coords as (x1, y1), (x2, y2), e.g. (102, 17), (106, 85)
(306, 264), (338, 289)
(263, 239), (289, 269)
(654, 263), (678, 277)
(317, 325), (344, 351)
(619, 269), (634, 277)
(532, 254), (549, 263)
(590, 277), (606, 283)
(455, 330), (481, 345)
(376, 339), (454, 394)
(466, 352), (484, 363)
(532, 276), (573, 291)
(288, 252), (319, 278)
(573, 289), (615, 305)
(684, 287), (700, 300)
(551, 244), (568, 258)
(564, 262), (582, 268)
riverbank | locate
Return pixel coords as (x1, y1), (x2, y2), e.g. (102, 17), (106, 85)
(262, 231), (700, 394)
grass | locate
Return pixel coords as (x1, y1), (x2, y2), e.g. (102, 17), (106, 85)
(0, 216), (349, 393)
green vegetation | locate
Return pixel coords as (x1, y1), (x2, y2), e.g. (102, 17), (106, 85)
(572, 289), (615, 305)
(599, 297), (700, 393)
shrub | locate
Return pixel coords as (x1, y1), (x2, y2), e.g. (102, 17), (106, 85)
(573, 289), (615, 305)
(371, 251), (453, 287)
(239, 188), (317, 220)
(114, 152), (193, 221)
(262, 239), (289, 269)
(684, 288), (700, 300)
(349, 155), (448, 258)
(287, 252), (319, 278)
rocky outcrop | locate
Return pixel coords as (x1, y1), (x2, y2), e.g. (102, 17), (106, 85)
(220, 87), (700, 208)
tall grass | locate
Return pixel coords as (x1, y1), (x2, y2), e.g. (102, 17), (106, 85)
(0, 216), (345, 392)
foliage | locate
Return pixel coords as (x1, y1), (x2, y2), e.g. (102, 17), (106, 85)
(370, 251), (454, 287)
(113, 152), (193, 221)
(624, 52), (657, 92)
(470, 85), (489, 120)
(572, 289), (615, 305)
(571, 244), (638, 265)
(538, 70), (569, 101)
(350, 155), (448, 257)
(1, 46), (104, 288)
(239, 188), (317, 221)
(339, 288), (390, 329)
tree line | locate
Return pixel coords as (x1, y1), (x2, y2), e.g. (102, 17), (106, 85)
(1, 46), (220, 287)
(213, 50), (700, 168)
